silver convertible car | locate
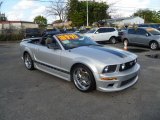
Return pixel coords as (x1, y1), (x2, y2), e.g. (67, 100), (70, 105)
(20, 33), (140, 92)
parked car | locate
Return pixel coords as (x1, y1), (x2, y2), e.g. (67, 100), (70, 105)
(138, 23), (160, 31)
(24, 28), (41, 38)
(20, 33), (140, 92)
(84, 27), (119, 44)
(122, 27), (160, 50)
(42, 28), (60, 36)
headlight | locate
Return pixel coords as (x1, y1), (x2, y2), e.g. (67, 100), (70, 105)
(119, 59), (137, 71)
(102, 65), (117, 73)
(120, 63), (126, 71)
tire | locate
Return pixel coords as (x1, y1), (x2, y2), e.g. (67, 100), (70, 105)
(71, 64), (96, 92)
(109, 37), (117, 44)
(24, 53), (34, 70)
(123, 39), (129, 46)
(150, 41), (159, 50)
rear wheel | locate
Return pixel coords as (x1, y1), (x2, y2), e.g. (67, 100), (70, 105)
(123, 39), (129, 46)
(109, 37), (117, 44)
(24, 53), (34, 70)
(150, 41), (159, 50)
(71, 64), (96, 92)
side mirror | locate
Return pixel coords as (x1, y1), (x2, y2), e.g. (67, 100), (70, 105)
(94, 31), (99, 34)
(47, 43), (60, 50)
(146, 33), (150, 37)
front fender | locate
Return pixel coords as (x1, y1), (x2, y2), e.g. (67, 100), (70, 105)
(71, 57), (99, 74)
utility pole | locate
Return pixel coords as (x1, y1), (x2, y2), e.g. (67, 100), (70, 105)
(0, 1), (3, 12)
(86, 0), (89, 26)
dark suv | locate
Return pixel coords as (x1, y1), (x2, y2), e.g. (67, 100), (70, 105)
(25, 28), (41, 38)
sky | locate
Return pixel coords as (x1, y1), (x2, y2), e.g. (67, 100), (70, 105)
(1, 0), (160, 23)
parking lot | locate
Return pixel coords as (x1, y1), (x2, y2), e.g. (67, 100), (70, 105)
(0, 42), (160, 120)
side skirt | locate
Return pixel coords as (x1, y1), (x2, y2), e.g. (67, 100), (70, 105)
(34, 61), (71, 81)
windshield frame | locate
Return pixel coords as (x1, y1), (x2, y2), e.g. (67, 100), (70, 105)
(146, 28), (160, 35)
(56, 34), (99, 50)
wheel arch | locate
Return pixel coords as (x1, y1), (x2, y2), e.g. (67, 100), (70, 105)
(22, 48), (34, 60)
(70, 62), (96, 74)
(109, 36), (117, 39)
(70, 62), (98, 81)
(123, 38), (129, 42)
(149, 40), (158, 46)
(23, 51), (29, 58)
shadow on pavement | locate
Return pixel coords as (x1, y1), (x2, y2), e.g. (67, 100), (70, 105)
(146, 54), (160, 59)
(127, 48), (149, 53)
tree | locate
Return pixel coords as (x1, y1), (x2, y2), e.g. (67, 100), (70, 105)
(46, 0), (66, 21)
(133, 9), (160, 23)
(67, 0), (110, 27)
(34, 15), (47, 29)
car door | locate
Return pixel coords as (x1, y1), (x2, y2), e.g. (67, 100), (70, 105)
(105, 28), (118, 40)
(127, 29), (137, 43)
(34, 37), (62, 74)
(94, 28), (107, 41)
(134, 28), (151, 45)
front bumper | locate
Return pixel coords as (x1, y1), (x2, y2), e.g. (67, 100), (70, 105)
(95, 63), (140, 92)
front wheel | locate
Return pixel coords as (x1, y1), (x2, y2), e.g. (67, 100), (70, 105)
(109, 37), (117, 44)
(123, 39), (129, 46)
(24, 53), (34, 70)
(71, 65), (96, 92)
(150, 41), (159, 50)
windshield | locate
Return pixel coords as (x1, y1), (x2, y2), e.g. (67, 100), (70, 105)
(146, 28), (160, 35)
(87, 28), (96, 33)
(56, 34), (99, 50)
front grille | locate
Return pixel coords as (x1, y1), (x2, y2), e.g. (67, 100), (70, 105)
(120, 76), (137, 86)
(119, 60), (136, 71)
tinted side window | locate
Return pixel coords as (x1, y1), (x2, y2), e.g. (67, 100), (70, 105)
(128, 29), (136, 34)
(136, 29), (147, 35)
(97, 28), (115, 33)
(97, 28), (106, 33)
(106, 28), (115, 32)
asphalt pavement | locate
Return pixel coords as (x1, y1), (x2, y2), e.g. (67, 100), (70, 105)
(0, 42), (160, 120)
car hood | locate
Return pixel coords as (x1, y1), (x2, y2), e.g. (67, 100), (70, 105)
(70, 46), (137, 65)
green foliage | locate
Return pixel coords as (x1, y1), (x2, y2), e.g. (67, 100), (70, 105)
(33, 15), (47, 29)
(0, 34), (24, 41)
(67, 0), (110, 27)
(53, 19), (63, 23)
(133, 9), (160, 23)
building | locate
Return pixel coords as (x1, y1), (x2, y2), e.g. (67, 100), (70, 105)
(0, 21), (39, 34)
(106, 16), (144, 26)
(0, 21), (38, 30)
